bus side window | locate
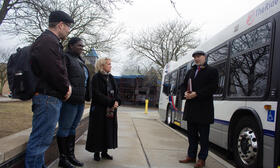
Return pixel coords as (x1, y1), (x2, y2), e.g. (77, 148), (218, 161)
(208, 46), (228, 97)
(178, 65), (188, 90)
(213, 62), (226, 97)
(163, 74), (170, 95)
(208, 46), (228, 64)
(170, 71), (178, 95)
(229, 22), (272, 97)
(229, 46), (270, 97)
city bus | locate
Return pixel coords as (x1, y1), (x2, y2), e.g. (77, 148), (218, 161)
(158, 0), (280, 167)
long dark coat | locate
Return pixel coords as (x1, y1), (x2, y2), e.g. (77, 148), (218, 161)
(181, 64), (218, 124)
(85, 72), (121, 152)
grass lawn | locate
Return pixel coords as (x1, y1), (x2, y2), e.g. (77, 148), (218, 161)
(0, 101), (91, 139)
(0, 101), (33, 138)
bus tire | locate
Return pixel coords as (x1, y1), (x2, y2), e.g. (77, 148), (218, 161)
(232, 116), (262, 168)
(165, 106), (172, 125)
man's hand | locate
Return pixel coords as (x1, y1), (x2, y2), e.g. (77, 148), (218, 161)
(113, 101), (119, 108)
(64, 85), (72, 101)
(185, 91), (197, 99)
(184, 91), (189, 98)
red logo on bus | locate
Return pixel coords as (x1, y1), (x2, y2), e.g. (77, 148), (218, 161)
(247, 10), (255, 25)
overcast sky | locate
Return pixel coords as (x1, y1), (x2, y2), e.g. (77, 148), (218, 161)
(110, 0), (265, 75)
(115, 0), (266, 38)
(0, 0), (266, 74)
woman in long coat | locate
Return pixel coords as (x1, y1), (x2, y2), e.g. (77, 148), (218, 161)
(86, 57), (121, 161)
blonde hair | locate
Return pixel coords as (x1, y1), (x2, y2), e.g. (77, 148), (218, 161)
(95, 57), (111, 74)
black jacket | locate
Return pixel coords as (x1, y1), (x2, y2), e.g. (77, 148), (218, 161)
(86, 72), (121, 152)
(31, 30), (69, 99)
(181, 64), (219, 124)
(65, 51), (91, 104)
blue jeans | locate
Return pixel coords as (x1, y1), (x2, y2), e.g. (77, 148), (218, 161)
(25, 94), (62, 168)
(57, 102), (85, 137)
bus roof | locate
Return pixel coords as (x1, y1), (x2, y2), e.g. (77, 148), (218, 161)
(169, 0), (280, 72)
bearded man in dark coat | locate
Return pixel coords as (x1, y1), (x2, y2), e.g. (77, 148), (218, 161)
(86, 57), (121, 161)
(179, 50), (219, 168)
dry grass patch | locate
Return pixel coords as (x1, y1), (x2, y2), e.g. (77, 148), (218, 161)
(0, 101), (91, 138)
(0, 101), (33, 138)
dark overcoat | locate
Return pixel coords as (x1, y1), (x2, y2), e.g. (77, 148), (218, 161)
(181, 64), (218, 124)
(85, 72), (121, 152)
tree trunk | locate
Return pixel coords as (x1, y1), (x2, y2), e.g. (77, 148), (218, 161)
(0, 0), (11, 25)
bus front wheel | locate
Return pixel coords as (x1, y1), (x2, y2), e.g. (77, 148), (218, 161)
(232, 116), (262, 168)
(165, 106), (172, 125)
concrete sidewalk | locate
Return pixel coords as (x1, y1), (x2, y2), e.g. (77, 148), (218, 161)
(0, 96), (20, 102)
(49, 106), (234, 168)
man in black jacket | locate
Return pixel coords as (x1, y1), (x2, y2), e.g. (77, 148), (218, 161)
(25, 11), (74, 168)
(179, 50), (219, 168)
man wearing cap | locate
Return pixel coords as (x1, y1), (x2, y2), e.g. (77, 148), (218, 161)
(179, 50), (218, 168)
(25, 11), (75, 168)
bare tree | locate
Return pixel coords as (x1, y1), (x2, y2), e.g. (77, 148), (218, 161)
(89, 0), (132, 13)
(0, 0), (131, 53)
(127, 19), (200, 77)
(0, 0), (24, 26)
(169, 0), (181, 17)
(121, 65), (142, 76)
(121, 57), (150, 75)
(0, 0), (132, 26)
(142, 67), (160, 93)
(121, 57), (161, 103)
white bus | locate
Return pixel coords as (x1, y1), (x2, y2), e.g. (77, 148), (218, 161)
(158, 0), (280, 167)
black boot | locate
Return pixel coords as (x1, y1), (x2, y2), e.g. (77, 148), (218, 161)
(57, 136), (75, 168)
(67, 135), (84, 167)
(101, 150), (113, 160)
(94, 152), (100, 161)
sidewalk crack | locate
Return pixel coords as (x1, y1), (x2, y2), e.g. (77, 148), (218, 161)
(132, 118), (151, 168)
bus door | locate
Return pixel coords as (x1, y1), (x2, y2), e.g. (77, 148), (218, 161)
(165, 71), (177, 123)
(174, 64), (189, 124)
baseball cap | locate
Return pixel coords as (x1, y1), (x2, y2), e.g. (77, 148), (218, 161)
(49, 10), (74, 24)
(192, 50), (206, 57)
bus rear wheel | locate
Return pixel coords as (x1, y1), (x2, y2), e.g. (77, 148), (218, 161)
(232, 116), (262, 168)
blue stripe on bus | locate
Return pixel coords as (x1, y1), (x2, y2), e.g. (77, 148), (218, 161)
(214, 119), (230, 125)
(263, 129), (275, 137)
(169, 111), (276, 137)
(214, 119), (275, 137)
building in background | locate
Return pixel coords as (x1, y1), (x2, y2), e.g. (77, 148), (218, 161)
(85, 48), (98, 65)
(114, 75), (160, 107)
(84, 48), (99, 77)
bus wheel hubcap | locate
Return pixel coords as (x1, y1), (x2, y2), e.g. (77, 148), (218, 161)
(237, 127), (258, 165)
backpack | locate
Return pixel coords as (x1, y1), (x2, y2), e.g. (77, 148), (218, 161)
(7, 46), (39, 100)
